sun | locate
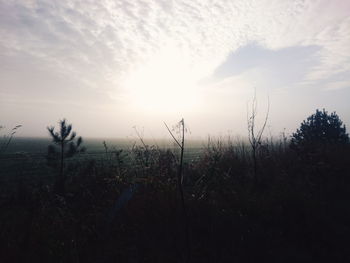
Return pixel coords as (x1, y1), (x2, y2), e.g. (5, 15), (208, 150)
(122, 46), (201, 114)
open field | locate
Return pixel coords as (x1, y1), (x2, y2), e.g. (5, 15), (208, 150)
(0, 137), (205, 182)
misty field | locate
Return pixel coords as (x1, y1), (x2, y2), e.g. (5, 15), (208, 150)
(0, 137), (204, 178)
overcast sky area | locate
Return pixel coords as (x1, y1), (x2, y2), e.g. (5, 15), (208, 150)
(1, 0), (350, 139)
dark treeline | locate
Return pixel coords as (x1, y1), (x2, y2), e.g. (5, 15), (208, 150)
(1, 109), (350, 263)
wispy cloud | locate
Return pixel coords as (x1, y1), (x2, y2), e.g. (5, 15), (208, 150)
(324, 80), (350, 91)
(1, 0), (349, 91)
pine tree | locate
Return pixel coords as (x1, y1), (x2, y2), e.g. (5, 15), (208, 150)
(291, 109), (349, 153)
(47, 119), (85, 193)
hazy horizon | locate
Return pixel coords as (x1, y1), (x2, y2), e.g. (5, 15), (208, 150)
(10, 133), (252, 144)
(1, 0), (349, 138)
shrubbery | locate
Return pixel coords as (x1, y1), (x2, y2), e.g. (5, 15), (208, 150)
(1, 111), (350, 262)
(291, 109), (349, 153)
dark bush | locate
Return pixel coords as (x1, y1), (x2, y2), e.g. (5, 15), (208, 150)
(291, 109), (349, 154)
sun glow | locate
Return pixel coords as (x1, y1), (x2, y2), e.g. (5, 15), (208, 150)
(123, 46), (201, 114)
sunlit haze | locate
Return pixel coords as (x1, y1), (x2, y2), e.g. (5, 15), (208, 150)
(1, 0), (349, 139)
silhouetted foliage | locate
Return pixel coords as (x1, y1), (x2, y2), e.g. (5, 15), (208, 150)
(2, 116), (350, 263)
(291, 109), (349, 153)
(0, 125), (22, 153)
(47, 119), (85, 193)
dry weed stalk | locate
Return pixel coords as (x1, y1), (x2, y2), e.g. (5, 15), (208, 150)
(164, 118), (190, 263)
(247, 92), (270, 185)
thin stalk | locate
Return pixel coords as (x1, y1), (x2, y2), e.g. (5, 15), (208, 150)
(164, 118), (191, 262)
(60, 141), (65, 193)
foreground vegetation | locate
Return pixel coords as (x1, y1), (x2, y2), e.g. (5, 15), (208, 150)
(1, 110), (350, 262)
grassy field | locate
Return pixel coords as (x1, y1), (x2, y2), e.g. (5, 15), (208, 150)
(0, 137), (204, 181)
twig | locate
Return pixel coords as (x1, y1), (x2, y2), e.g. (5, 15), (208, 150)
(164, 122), (182, 148)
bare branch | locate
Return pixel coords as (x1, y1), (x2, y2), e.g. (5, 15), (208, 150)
(133, 126), (147, 148)
(164, 122), (182, 148)
(257, 95), (270, 143)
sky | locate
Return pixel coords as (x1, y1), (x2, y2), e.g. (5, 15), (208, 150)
(1, 0), (350, 139)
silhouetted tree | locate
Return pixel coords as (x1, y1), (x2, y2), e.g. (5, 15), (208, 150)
(291, 109), (349, 153)
(47, 119), (85, 193)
